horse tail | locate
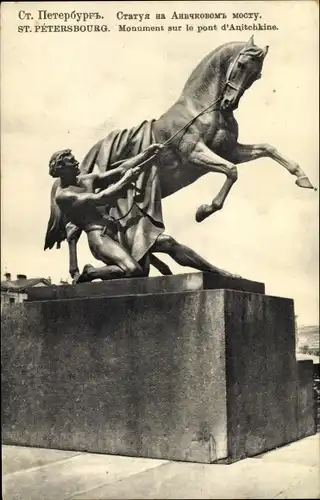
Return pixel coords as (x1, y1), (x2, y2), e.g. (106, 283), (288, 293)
(44, 179), (67, 250)
(79, 139), (104, 174)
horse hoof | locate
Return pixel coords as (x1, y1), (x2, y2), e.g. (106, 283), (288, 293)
(295, 176), (316, 190)
(195, 204), (211, 223)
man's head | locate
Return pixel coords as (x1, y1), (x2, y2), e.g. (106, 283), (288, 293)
(49, 149), (80, 179)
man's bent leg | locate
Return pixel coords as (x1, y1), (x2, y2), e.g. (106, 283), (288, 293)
(152, 234), (238, 277)
(77, 230), (144, 282)
(77, 263), (130, 283)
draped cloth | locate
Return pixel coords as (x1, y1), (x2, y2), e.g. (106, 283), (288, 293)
(45, 120), (165, 264)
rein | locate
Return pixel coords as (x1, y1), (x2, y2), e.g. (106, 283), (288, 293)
(107, 97), (222, 226)
(107, 52), (244, 225)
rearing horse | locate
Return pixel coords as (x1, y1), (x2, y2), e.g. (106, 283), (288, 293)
(81, 35), (315, 212)
(45, 36), (316, 278)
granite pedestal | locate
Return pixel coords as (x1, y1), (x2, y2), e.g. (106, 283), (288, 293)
(26, 271), (265, 302)
(1, 273), (315, 463)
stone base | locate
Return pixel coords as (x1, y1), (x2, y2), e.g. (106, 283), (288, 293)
(26, 271), (265, 302)
(1, 283), (315, 464)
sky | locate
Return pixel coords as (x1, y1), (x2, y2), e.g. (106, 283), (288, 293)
(1, 1), (319, 325)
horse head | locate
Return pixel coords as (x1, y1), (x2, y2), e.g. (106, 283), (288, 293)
(220, 36), (269, 112)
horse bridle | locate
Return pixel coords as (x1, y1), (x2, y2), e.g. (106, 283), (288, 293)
(224, 50), (261, 94)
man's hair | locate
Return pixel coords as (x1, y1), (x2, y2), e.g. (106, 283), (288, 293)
(49, 149), (76, 178)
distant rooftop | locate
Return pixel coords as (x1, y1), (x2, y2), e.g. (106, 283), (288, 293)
(298, 325), (319, 334)
(1, 272), (51, 293)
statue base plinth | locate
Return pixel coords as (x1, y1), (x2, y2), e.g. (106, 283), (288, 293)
(1, 278), (315, 463)
(26, 271), (265, 302)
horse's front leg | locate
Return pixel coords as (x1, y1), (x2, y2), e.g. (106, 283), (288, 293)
(189, 143), (238, 222)
(234, 143), (316, 190)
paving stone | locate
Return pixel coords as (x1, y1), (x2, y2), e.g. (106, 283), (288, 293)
(2, 452), (168, 500)
(72, 457), (318, 499)
(2, 445), (80, 475)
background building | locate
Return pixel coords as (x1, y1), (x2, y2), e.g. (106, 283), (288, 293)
(297, 324), (320, 361)
(1, 272), (51, 306)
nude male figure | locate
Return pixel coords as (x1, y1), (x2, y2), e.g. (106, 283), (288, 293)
(50, 144), (162, 282)
(49, 145), (235, 283)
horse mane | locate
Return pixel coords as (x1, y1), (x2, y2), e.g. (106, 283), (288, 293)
(241, 46), (266, 59)
(182, 42), (239, 92)
(181, 41), (264, 97)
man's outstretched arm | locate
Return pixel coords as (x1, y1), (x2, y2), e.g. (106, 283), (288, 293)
(94, 143), (164, 190)
(58, 164), (149, 210)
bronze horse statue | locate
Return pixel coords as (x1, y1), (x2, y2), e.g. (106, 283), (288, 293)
(45, 36), (316, 280)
